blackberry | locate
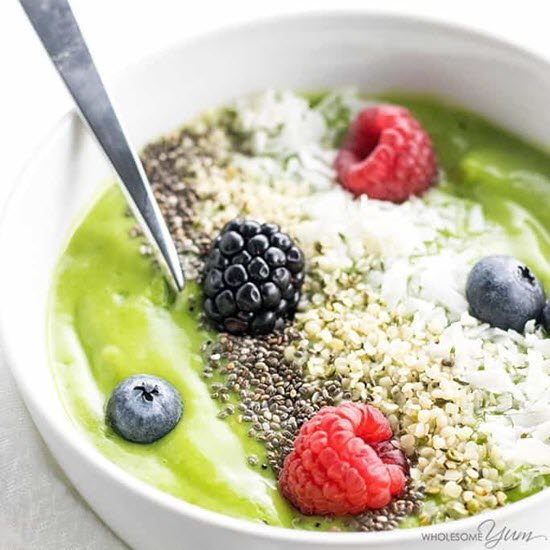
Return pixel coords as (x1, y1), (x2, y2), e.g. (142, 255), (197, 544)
(202, 219), (305, 335)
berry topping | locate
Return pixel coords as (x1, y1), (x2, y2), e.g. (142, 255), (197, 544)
(219, 231), (244, 255)
(202, 219), (306, 335)
(106, 375), (182, 444)
(279, 402), (408, 516)
(541, 301), (550, 333)
(466, 255), (546, 332)
(334, 105), (437, 202)
(247, 234), (270, 255)
(249, 257), (270, 281)
(224, 264), (248, 287)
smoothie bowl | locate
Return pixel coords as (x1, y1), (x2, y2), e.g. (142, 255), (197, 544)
(3, 13), (550, 550)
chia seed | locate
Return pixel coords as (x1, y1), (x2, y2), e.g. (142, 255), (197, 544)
(139, 125), (232, 278)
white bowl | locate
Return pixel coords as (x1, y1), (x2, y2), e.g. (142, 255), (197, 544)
(2, 12), (550, 550)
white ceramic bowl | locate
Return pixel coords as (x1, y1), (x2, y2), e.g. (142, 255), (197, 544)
(2, 12), (550, 550)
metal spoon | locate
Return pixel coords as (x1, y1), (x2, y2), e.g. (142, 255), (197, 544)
(19, 0), (185, 291)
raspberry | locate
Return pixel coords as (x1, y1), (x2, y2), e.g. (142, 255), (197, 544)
(279, 402), (409, 516)
(334, 105), (437, 203)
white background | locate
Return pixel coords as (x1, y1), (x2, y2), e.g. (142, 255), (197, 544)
(1, 1), (550, 548)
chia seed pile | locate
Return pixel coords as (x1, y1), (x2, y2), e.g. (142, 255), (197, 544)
(202, 330), (423, 530)
(136, 90), (550, 529)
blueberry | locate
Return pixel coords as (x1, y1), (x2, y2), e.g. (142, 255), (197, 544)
(541, 301), (550, 333)
(219, 231), (244, 256)
(466, 255), (546, 332)
(265, 247), (286, 267)
(224, 264), (248, 287)
(236, 282), (262, 312)
(107, 375), (182, 444)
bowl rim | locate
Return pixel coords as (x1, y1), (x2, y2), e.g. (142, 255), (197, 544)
(2, 9), (550, 545)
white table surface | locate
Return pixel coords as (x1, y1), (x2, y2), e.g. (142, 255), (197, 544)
(1, 1), (550, 548)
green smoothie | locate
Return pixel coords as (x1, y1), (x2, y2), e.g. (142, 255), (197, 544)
(50, 187), (303, 527)
(49, 93), (550, 529)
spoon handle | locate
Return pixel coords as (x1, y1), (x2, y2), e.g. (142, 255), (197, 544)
(19, 0), (185, 291)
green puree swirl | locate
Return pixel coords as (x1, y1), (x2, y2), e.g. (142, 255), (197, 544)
(50, 188), (297, 527)
(49, 94), (550, 529)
